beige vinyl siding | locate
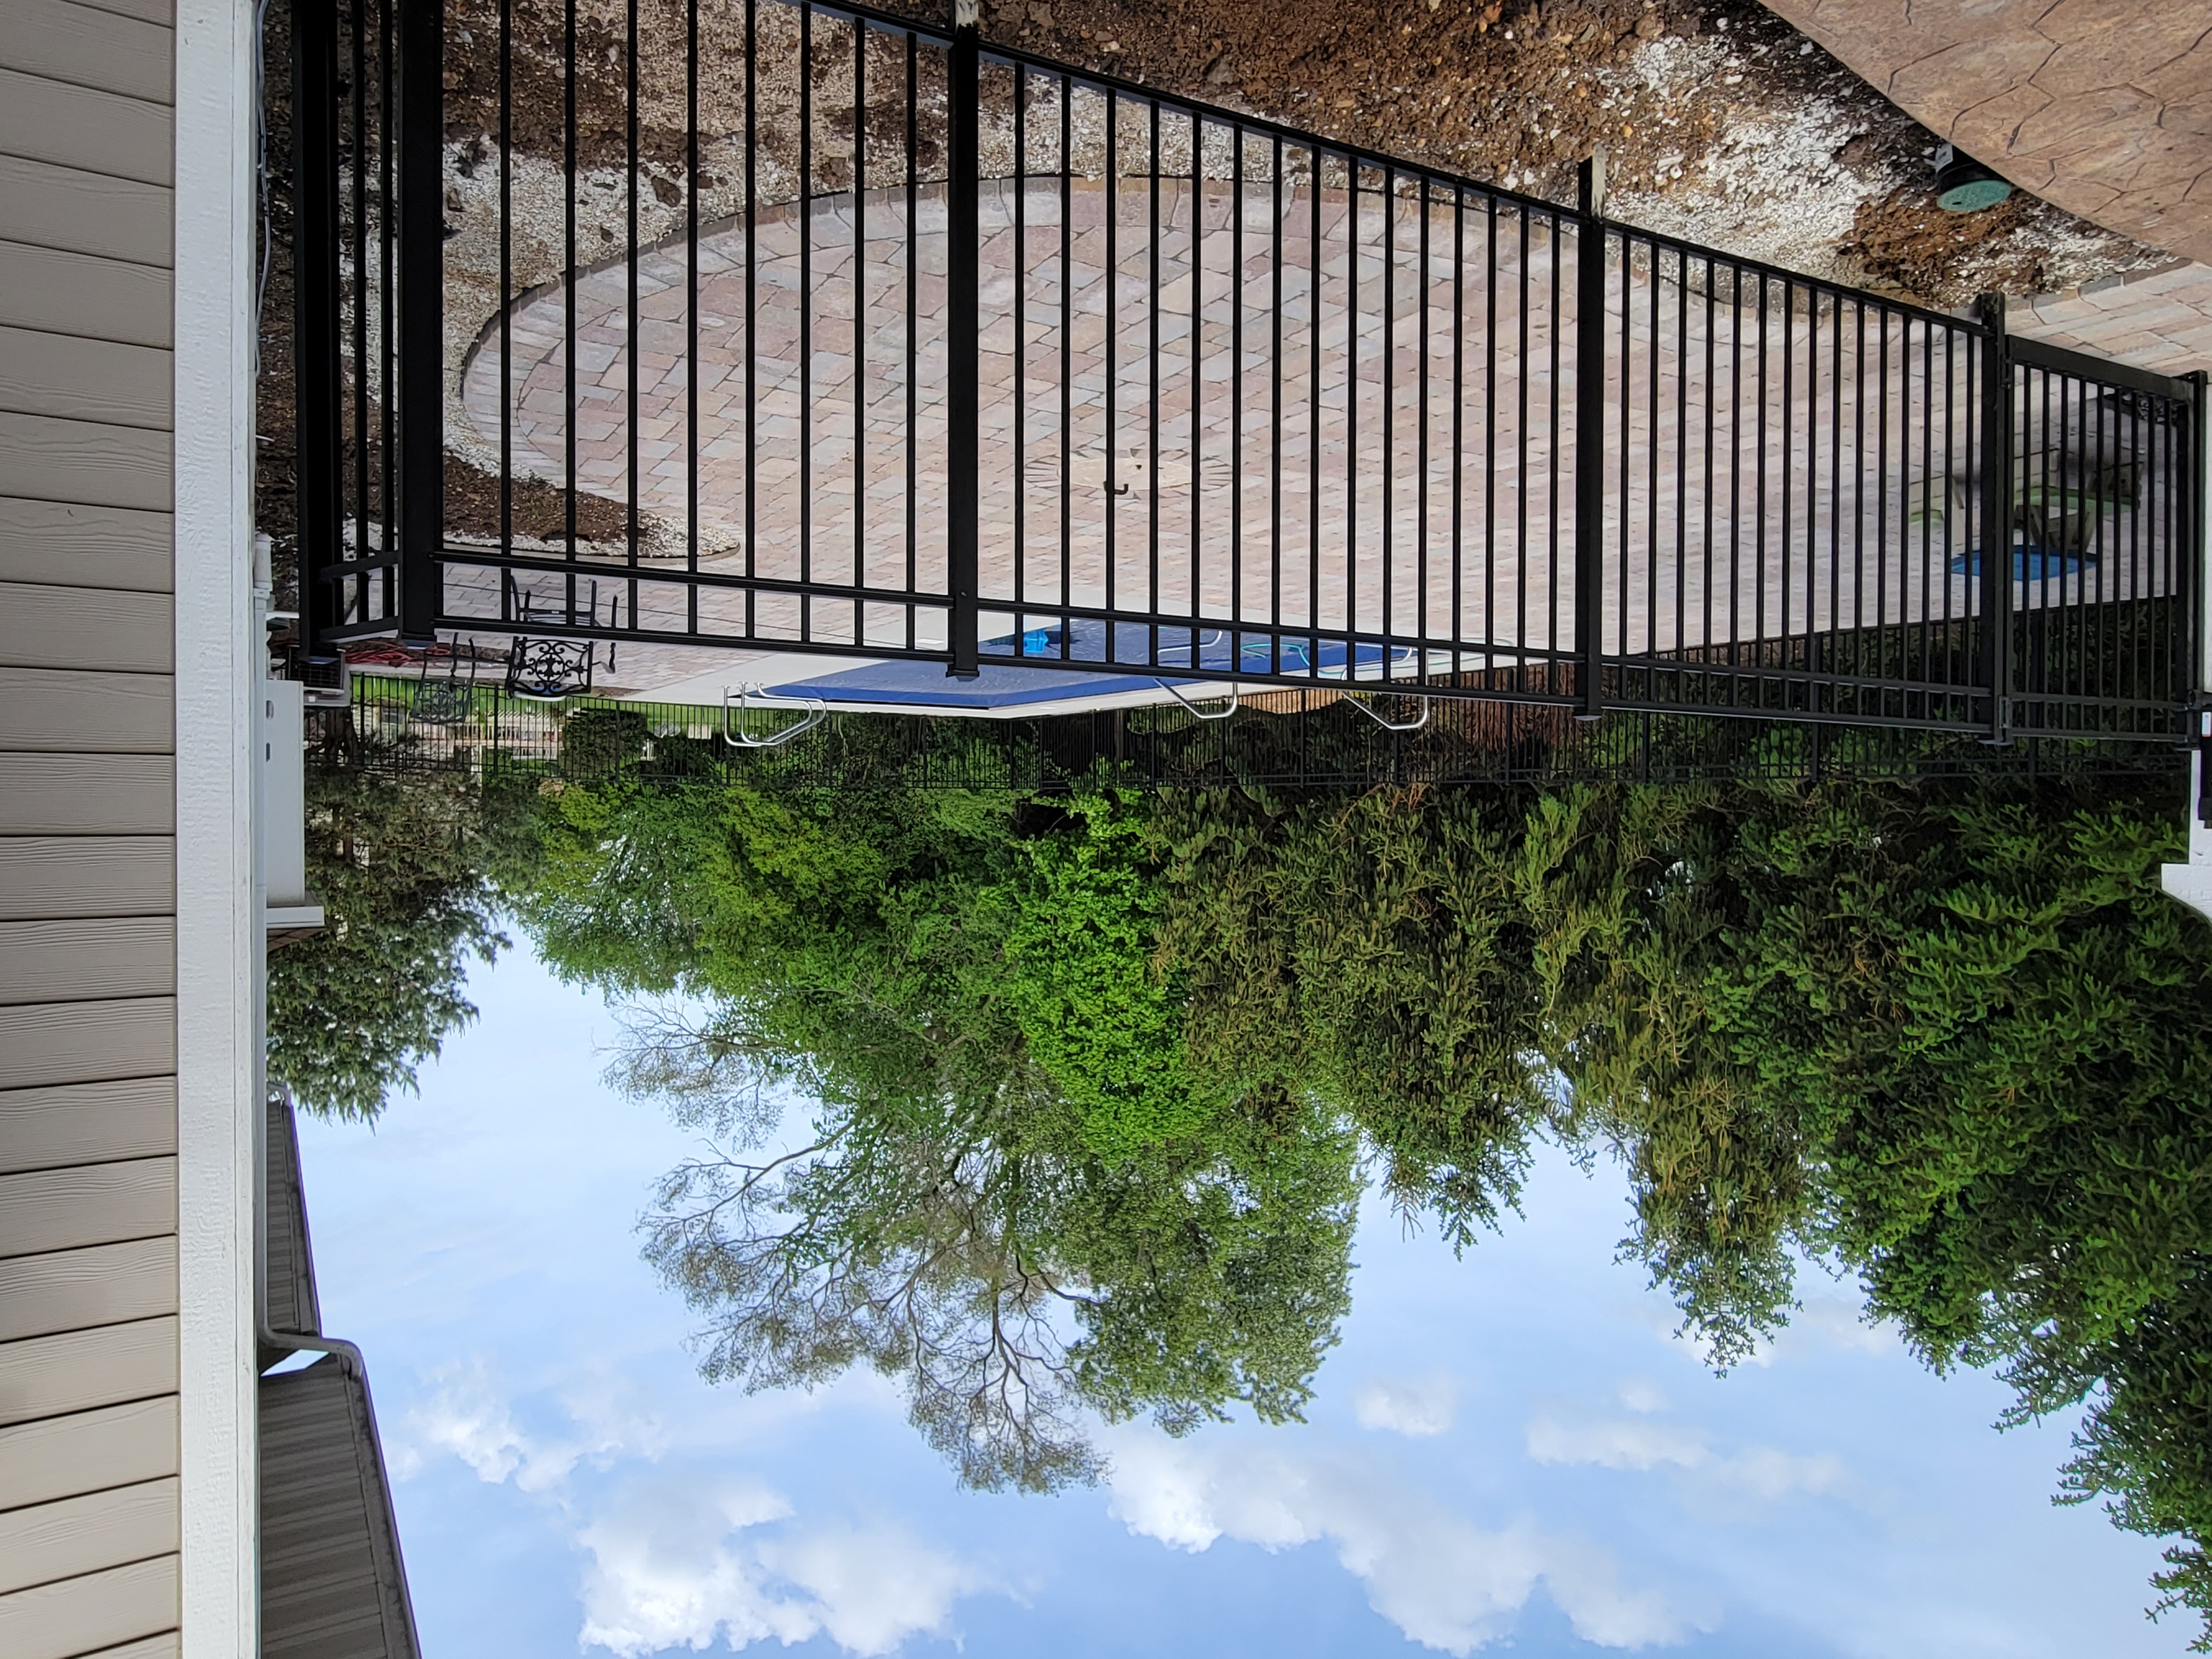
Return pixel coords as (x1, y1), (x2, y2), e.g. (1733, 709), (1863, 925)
(0, 756), (176, 834)
(0, 245), (174, 353)
(66, 1637), (180, 1659)
(0, 839), (176, 921)
(0, 1239), (179, 1342)
(71, 0), (173, 24)
(0, 1158), (177, 1256)
(0, 999), (175, 1089)
(0, 503), (174, 593)
(0, 1556), (180, 1659)
(0, 157), (173, 269)
(0, 1081), (177, 1174)
(0, 1477), (181, 1596)
(0, 917), (178, 1005)
(0, 69), (172, 188)
(0, 0), (180, 1653)
(0, 1318), (180, 1425)
(0, 328), (174, 432)
(0, 413), (174, 514)
(0, 0), (173, 103)
(0, 666), (173, 751)
(0, 1397), (179, 1513)
(0, 586), (174, 674)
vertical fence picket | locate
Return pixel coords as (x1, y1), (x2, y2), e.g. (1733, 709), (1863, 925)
(394, 0), (443, 645)
(1572, 156), (1606, 720)
(1978, 295), (2013, 743)
(946, 0), (981, 677)
(292, 0), (342, 661)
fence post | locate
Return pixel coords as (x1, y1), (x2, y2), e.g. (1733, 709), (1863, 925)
(2194, 371), (2210, 827)
(945, 0), (981, 678)
(1977, 292), (2012, 743)
(291, 0), (342, 659)
(396, 0), (445, 647)
(2193, 372), (2210, 727)
(1573, 151), (1607, 721)
(2162, 372), (2212, 920)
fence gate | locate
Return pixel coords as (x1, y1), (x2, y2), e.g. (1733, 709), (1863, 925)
(287, 0), (2205, 741)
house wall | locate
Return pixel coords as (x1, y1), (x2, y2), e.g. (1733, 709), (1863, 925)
(0, 0), (184, 1653)
(0, 0), (257, 1651)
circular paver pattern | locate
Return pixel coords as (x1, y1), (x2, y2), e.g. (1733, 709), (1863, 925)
(459, 176), (2174, 676)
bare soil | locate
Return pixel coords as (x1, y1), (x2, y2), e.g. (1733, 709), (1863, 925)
(432, 0), (2162, 306)
(1843, 187), (2106, 303)
(960, 0), (2159, 303)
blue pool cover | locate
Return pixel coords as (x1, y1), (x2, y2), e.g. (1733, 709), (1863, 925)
(1948, 545), (2097, 582)
(768, 622), (1424, 710)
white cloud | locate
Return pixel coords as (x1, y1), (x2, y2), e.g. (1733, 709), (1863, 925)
(1616, 1381), (1668, 1415)
(1527, 1415), (1709, 1476)
(1104, 1431), (1700, 1654)
(1634, 1280), (1902, 1369)
(1791, 1297), (1903, 1357)
(578, 1480), (983, 1658)
(394, 1363), (984, 1655)
(1716, 1444), (1849, 1503)
(395, 1361), (584, 1493)
(396, 1359), (684, 1498)
(1352, 1375), (1458, 1438)
(558, 1365), (673, 1464)
(757, 1525), (980, 1656)
(1525, 1415), (1846, 1502)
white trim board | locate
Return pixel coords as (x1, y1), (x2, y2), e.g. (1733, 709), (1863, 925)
(171, 0), (258, 1648)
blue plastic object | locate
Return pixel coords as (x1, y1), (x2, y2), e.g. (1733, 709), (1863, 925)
(994, 620), (1421, 678)
(763, 623), (1437, 713)
(1949, 545), (2094, 583)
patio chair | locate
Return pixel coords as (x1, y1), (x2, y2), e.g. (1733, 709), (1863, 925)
(410, 643), (478, 725)
(506, 636), (595, 702)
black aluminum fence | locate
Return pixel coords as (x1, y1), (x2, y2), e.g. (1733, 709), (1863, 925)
(289, 0), (2206, 742)
(325, 670), (2187, 794)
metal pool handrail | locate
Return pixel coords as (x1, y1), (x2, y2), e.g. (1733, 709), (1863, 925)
(721, 684), (831, 748)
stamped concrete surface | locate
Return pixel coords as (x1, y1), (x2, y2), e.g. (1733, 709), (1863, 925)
(1762, 0), (2212, 268)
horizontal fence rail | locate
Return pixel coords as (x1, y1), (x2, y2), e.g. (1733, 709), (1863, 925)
(288, 0), (2206, 743)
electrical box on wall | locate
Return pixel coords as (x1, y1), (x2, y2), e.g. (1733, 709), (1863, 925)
(262, 678), (326, 934)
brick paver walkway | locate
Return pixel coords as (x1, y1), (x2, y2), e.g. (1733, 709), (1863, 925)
(457, 177), (2179, 698)
(2013, 259), (2212, 377)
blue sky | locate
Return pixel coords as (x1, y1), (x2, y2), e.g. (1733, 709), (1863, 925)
(295, 941), (2188, 1659)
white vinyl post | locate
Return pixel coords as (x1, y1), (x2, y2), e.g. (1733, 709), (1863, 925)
(2163, 734), (2212, 922)
(2162, 394), (2212, 923)
(174, 0), (262, 1646)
